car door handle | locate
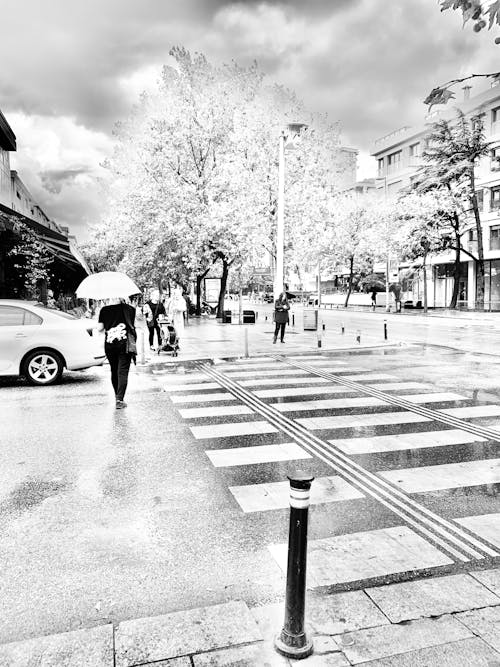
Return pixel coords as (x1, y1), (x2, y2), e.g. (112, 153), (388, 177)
(15, 333), (27, 338)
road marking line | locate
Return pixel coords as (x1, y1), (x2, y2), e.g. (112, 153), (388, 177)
(162, 382), (222, 392)
(456, 513), (500, 549)
(206, 442), (311, 467)
(229, 475), (363, 512)
(330, 429), (487, 455)
(190, 420), (278, 439)
(171, 392), (236, 404)
(272, 392), (466, 413)
(179, 405), (253, 419)
(380, 458), (500, 494)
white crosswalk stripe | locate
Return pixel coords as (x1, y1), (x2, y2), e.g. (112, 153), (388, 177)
(329, 429), (487, 455)
(229, 475), (363, 512)
(206, 442), (311, 468)
(379, 458), (500, 493)
(271, 392), (466, 413)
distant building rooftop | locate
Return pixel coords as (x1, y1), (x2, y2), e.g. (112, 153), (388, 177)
(0, 110), (16, 151)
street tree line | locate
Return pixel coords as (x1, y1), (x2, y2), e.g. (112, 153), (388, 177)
(83, 47), (492, 313)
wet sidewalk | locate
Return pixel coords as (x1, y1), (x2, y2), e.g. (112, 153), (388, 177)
(136, 306), (396, 366)
(2, 569), (499, 665)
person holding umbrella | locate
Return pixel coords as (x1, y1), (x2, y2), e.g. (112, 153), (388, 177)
(97, 297), (137, 409)
(76, 272), (140, 409)
(273, 287), (290, 344)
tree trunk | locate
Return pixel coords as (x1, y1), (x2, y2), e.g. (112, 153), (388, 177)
(422, 253), (428, 314)
(449, 221), (461, 309)
(195, 268), (210, 316)
(344, 255), (354, 308)
(470, 169), (485, 310)
(217, 259), (229, 318)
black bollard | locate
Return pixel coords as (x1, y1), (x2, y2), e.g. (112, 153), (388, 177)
(384, 320), (388, 340)
(356, 330), (361, 344)
(341, 322), (345, 335)
(275, 473), (314, 659)
(292, 313), (295, 327)
(322, 322), (325, 331)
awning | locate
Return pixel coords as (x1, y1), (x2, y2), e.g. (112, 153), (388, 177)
(0, 203), (88, 274)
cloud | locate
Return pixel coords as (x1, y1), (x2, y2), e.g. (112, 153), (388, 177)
(7, 113), (113, 240)
(1, 0), (500, 237)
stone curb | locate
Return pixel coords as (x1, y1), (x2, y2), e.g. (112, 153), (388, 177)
(2, 571), (499, 665)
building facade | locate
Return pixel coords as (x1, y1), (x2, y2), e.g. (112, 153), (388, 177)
(0, 109), (88, 300)
(371, 80), (500, 310)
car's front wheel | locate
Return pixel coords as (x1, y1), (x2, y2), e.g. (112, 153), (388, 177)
(22, 349), (64, 386)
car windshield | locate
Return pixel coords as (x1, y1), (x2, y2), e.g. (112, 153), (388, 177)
(35, 305), (78, 320)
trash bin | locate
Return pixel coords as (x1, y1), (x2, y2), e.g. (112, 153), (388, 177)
(222, 310), (232, 323)
(243, 310), (256, 324)
(303, 309), (318, 331)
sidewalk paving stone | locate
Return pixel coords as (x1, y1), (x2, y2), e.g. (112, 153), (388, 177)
(360, 636), (500, 666)
(307, 591), (390, 635)
(472, 568), (500, 597)
(364, 573), (500, 623)
(333, 615), (472, 664)
(192, 642), (289, 666)
(141, 660), (191, 666)
(455, 605), (500, 652)
(115, 600), (262, 667)
(0, 623), (113, 667)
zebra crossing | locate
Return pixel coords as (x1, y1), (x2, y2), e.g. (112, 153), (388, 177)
(161, 352), (500, 588)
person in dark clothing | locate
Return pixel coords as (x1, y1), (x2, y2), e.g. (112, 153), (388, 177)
(370, 290), (377, 310)
(144, 291), (166, 349)
(273, 290), (290, 343)
(98, 299), (136, 409)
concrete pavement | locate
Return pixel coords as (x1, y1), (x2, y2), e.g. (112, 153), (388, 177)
(1, 570), (499, 665)
(137, 302), (500, 367)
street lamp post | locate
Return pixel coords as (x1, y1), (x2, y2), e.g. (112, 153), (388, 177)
(275, 131), (286, 300)
(274, 123), (307, 301)
(376, 175), (391, 313)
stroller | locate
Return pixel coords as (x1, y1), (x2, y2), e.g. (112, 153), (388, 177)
(157, 315), (179, 357)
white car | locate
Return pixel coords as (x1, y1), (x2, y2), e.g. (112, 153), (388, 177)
(0, 299), (106, 386)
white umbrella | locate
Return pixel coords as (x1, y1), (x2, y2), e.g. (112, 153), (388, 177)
(76, 271), (141, 300)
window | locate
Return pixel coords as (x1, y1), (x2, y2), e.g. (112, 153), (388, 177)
(387, 151), (402, 174)
(468, 229), (477, 242)
(0, 306), (42, 326)
(492, 107), (500, 134)
(16, 190), (21, 200)
(491, 225), (500, 250)
(409, 143), (420, 158)
(491, 146), (500, 171)
(377, 158), (384, 177)
(476, 190), (484, 211)
(491, 186), (500, 210)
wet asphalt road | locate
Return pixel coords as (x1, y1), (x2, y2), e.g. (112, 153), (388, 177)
(1, 316), (500, 644)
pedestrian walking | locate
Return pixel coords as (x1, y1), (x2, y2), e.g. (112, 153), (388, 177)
(371, 290), (377, 310)
(168, 286), (187, 341)
(144, 290), (165, 350)
(98, 298), (137, 409)
(273, 289), (290, 344)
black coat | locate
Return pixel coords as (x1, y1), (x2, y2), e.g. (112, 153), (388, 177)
(274, 297), (290, 324)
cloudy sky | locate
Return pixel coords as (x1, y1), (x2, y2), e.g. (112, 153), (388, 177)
(1, 0), (499, 240)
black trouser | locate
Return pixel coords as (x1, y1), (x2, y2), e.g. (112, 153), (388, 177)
(274, 322), (286, 341)
(148, 322), (161, 346)
(105, 345), (132, 401)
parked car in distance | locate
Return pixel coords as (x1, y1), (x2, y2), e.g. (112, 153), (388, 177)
(0, 299), (106, 386)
